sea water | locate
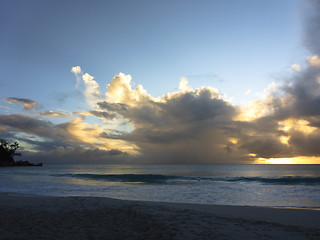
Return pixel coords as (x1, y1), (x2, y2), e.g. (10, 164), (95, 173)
(0, 164), (320, 208)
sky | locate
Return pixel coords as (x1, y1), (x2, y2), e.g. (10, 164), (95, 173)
(1, 0), (320, 164)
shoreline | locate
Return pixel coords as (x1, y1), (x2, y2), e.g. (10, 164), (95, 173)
(1, 191), (319, 211)
(1, 193), (320, 239)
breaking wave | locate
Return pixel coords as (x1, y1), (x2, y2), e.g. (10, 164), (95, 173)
(52, 174), (320, 185)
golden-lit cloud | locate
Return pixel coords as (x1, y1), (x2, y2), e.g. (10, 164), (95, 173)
(279, 136), (290, 145)
(39, 110), (71, 118)
(291, 64), (301, 71)
(278, 119), (316, 135)
(4, 97), (38, 110)
(235, 82), (287, 121)
(63, 116), (138, 155)
(179, 77), (193, 92)
(106, 73), (156, 106)
(308, 55), (320, 67)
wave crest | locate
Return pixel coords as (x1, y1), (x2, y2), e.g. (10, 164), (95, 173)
(52, 173), (320, 185)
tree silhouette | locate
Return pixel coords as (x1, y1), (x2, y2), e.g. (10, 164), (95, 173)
(0, 138), (21, 163)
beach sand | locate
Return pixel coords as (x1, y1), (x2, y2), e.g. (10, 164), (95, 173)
(0, 193), (319, 239)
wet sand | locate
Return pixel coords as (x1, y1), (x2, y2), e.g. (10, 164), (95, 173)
(0, 193), (319, 239)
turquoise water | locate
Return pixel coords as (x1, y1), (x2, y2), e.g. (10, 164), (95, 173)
(1, 164), (320, 208)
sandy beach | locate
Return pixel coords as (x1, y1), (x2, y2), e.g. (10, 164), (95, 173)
(0, 193), (319, 240)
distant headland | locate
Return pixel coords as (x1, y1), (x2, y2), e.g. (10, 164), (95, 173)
(0, 138), (42, 167)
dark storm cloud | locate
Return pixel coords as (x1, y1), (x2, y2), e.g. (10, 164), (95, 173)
(273, 67), (320, 120)
(99, 88), (235, 127)
(4, 97), (39, 110)
(288, 129), (320, 156)
(99, 88), (250, 164)
(108, 149), (124, 156)
(239, 134), (290, 158)
(161, 89), (235, 123)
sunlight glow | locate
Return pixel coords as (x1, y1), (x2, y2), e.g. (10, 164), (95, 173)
(66, 117), (139, 155)
(254, 156), (320, 164)
(278, 119), (316, 134)
(229, 138), (239, 144)
(279, 136), (290, 145)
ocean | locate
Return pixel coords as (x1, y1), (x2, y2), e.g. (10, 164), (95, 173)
(1, 164), (320, 208)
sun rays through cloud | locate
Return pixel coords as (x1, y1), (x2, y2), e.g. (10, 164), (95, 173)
(1, 0), (320, 164)
(2, 58), (320, 164)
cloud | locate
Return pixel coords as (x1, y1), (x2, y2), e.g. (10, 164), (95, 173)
(71, 66), (82, 88)
(0, 114), (57, 139)
(308, 55), (320, 67)
(98, 78), (250, 164)
(71, 66), (82, 75)
(179, 77), (192, 92)
(71, 66), (103, 107)
(4, 97), (38, 110)
(71, 71), (247, 163)
(82, 73), (101, 107)
(0, 113), (133, 162)
(234, 60), (320, 161)
(87, 110), (117, 120)
(39, 110), (71, 118)
(291, 64), (301, 71)
(106, 73), (156, 106)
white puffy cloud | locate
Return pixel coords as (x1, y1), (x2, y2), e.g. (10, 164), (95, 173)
(71, 66), (82, 88)
(71, 66), (82, 74)
(106, 73), (156, 106)
(82, 73), (101, 107)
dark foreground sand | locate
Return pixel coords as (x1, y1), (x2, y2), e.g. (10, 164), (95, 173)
(0, 193), (319, 240)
